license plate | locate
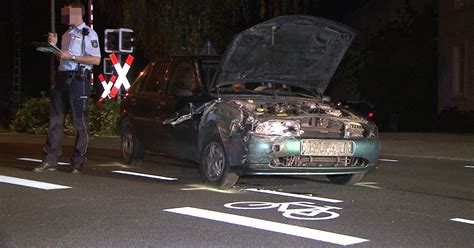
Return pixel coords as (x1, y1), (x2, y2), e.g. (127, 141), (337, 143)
(300, 139), (353, 156)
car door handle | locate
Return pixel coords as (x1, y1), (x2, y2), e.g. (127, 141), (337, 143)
(157, 101), (167, 110)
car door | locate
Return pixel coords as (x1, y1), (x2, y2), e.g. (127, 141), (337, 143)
(155, 59), (200, 159)
(124, 63), (155, 149)
(127, 60), (169, 150)
(138, 59), (171, 151)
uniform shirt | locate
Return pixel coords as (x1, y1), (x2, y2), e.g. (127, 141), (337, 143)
(58, 22), (101, 71)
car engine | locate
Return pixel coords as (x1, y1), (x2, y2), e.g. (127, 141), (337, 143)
(228, 98), (375, 139)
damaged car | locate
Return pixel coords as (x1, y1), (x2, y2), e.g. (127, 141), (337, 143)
(117, 15), (380, 188)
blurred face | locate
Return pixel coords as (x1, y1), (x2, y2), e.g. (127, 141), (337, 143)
(61, 6), (83, 25)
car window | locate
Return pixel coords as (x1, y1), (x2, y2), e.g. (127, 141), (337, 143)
(217, 81), (317, 98)
(200, 60), (219, 86)
(129, 63), (153, 94)
(142, 61), (170, 94)
(169, 62), (197, 95)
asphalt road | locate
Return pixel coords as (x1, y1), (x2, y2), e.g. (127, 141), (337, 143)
(1, 142), (473, 248)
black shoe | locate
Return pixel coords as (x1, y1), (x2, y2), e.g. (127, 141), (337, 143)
(33, 162), (57, 172)
(71, 163), (84, 174)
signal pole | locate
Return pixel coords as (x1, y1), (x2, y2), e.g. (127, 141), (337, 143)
(50, 0), (55, 88)
(11, 1), (22, 113)
(88, 0), (95, 91)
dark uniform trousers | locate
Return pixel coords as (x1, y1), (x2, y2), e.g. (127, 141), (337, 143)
(43, 71), (91, 166)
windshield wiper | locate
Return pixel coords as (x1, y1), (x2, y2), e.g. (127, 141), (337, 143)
(258, 88), (315, 98)
(216, 87), (255, 94)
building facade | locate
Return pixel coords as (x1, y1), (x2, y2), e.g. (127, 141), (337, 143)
(438, 0), (474, 111)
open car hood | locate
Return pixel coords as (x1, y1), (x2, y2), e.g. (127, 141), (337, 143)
(214, 15), (357, 95)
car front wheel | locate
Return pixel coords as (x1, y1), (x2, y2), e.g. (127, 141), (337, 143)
(121, 126), (145, 165)
(327, 173), (365, 185)
(200, 135), (239, 189)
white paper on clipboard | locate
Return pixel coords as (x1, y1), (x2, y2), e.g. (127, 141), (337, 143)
(33, 41), (62, 54)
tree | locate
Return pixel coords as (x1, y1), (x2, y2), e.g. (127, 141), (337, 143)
(329, 3), (438, 131)
(96, 0), (321, 59)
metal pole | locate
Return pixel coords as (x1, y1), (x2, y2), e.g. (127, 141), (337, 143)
(88, 0), (93, 28)
(116, 53), (121, 103)
(88, 0), (95, 91)
(50, 0), (56, 88)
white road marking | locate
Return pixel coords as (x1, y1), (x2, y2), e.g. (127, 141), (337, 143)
(450, 218), (474, 225)
(17, 157), (70, 166)
(224, 201), (342, 221)
(0, 175), (71, 190)
(97, 162), (131, 168)
(464, 166), (474, 169)
(181, 184), (240, 194)
(164, 207), (369, 246)
(378, 158), (399, 162)
(112, 170), (178, 181)
(245, 188), (343, 203)
(355, 182), (382, 189)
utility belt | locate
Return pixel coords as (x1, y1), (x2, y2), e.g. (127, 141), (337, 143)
(59, 66), (91, 80)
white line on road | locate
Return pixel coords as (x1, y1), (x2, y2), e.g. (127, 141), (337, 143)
(112, 170), (178, 181)
(17, 157), (70, 166)
(181, 184), (240, 194)
(450, 218), (474, 225)
(164, 207), (369, 246)
(0, 175), (71, 190)
(97, 162), (131, 168)
(464, 166), (474, 169)
(378, 158), (399, 162)
(245, 188), (343, 203)
(355, 182), (382, 189)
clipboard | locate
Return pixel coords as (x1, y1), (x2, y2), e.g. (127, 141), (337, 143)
(32, 41), (62, 54)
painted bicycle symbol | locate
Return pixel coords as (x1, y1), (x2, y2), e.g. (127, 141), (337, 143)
(224, 201), (341, 220)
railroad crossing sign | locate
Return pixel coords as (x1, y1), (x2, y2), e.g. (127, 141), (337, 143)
(98, 53), (134, 101)
(98, 74), (116, 100)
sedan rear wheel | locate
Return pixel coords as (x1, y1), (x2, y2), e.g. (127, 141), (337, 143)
(200, 136), (239, 189)
(327, 172), (365, 185)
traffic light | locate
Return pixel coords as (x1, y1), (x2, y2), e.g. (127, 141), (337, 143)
(104, 28), (135, 53)
(104, 29), (119, 53)
(120, 30), (135, 53)
(103, 58), (113, 75)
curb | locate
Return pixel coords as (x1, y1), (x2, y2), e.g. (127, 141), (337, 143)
(380, 153), (474, 162)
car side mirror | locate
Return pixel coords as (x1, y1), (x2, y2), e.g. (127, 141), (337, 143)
(322, 95), (331, 103)
(175, 89), (193, 97)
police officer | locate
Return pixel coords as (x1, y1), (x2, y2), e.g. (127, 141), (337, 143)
(34, 0), (100, 173)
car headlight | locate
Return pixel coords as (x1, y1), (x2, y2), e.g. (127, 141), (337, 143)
(344, 122), (378, 138)
(344, 122), (364, 138)
(254, 120), (301, 136)
(367, 123), (378, 138)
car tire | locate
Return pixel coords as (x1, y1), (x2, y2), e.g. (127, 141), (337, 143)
(200, 134), (239, 189)
(121, 125), (145, 165)
(327, 173), (365, 185)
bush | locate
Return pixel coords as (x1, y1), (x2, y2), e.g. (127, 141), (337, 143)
(10, 93), (49, 134)
(10, 93), (120, 136)
(0, 114), (11, 130)
(89, 100), (120, 136)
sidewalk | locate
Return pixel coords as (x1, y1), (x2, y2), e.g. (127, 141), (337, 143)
(379, 132), (474, 162)
(0, 131), (121, 151)
(1, 131), (473, 162)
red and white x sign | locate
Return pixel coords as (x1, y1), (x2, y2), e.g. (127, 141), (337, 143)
(109, 53), (134, 98)
(98, 74), (116, 99)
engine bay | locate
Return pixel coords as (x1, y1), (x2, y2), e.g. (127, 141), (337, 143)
(228, 98), (347, 118)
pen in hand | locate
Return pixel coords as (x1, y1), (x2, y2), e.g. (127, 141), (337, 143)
(47, 32), (58, 46)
